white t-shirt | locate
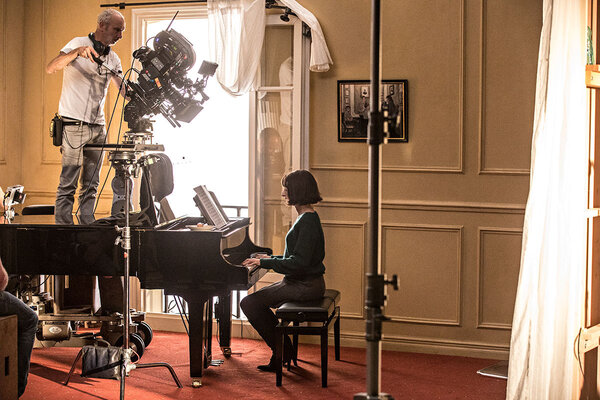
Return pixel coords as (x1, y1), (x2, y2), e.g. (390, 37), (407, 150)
(58, 36), (122, 125)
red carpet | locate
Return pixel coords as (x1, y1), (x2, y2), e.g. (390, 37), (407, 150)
(21, 331), (507, 399)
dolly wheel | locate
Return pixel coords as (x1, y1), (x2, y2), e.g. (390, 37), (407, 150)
(115, 333), (145, 362)
(137, 321), (153, 347)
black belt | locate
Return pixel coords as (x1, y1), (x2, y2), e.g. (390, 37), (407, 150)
(62, 118), (101, 127)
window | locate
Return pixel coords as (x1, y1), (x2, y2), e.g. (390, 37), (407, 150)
(131, 7), (310, 318)
(132, 8), (249, 217)
(251, 14), (310, 252)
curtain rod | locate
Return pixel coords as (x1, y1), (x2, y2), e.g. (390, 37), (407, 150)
(101, 0), (289, 10)
(101, 1), (205, 9)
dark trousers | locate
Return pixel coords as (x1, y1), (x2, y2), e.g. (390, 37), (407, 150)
(241, 275), (325, 351)
(0, 291), (38, 397)
(55, 124), (106, 225)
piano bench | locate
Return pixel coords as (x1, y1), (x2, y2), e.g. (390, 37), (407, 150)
(274, 289), (341, 387)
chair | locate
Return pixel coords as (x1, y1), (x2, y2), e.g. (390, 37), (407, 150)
(274, 289), (341, 387)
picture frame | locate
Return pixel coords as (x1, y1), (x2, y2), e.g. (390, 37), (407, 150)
(337, 79), (408, 142)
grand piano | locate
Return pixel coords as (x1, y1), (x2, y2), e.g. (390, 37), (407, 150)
(0, 215), (271, 386)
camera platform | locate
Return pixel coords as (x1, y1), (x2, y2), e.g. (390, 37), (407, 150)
(34, 310), (153, 360)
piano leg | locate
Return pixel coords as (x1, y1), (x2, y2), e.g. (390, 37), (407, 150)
(215, 293), (232, 357)
(204, 300), (213, 369)
(187, 299), (208, 387)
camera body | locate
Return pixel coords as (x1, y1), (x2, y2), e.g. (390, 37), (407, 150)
(124, 29), (218, 133)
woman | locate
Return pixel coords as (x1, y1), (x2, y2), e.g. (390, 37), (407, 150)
(241, 169), (326, 372)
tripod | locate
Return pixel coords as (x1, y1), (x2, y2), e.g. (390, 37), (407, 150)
(62, 145), (181, 397)
(110, 149), (183, 399)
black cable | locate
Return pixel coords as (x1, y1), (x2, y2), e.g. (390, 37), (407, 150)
(174, 296), (190, 336)
(70, 60), (135, 220)
(91, 61), (142, 217)
(71, 69), (119, 221)
(28, 275), (51, 291)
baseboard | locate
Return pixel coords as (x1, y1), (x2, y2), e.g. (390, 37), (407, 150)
(144, 313), (509, 360)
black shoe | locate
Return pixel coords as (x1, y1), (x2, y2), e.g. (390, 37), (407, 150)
(257, 347), (293, 373)
(257, 354), (277, 372)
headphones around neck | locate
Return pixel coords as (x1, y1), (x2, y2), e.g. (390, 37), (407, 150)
(88, 32), (110, 57)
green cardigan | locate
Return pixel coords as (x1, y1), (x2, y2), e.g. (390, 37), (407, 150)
(259, 212), (326, 278)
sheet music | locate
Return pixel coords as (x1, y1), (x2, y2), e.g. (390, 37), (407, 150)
(193, 185), (229, 228)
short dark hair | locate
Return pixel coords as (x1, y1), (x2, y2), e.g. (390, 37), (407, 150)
(282, 169), (322, 206)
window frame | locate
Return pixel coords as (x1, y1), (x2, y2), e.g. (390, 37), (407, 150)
(129, 6), (310, 317)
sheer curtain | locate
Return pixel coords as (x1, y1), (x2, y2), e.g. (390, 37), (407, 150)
(207, 0), (333, 94)
(506, 0), (587, 399)
(207, 0), (265, 95)
(279, 0), (333, 72)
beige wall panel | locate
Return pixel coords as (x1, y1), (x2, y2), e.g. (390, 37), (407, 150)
(322, 221), (366, 319)
(0, 0), (24, 187)
(22, 0), (58, 194)
(309, 0), (463, 172)
(480, 0), (540, 174)
(478, 228), (522, 329)
(382, 224), (463, 325)
(315, 168), (531, 207)
(0, 0), (5, 165)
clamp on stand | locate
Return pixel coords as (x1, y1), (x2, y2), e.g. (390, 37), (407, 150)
(110, 148), (182, 399)
(2, 185), (26, 224)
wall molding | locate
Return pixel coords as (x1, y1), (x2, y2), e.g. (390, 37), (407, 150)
(476, 227), (522, 330)
(341, 330), (509, 358)
(382, 223), (463, 326)
(318, 198), (525, 214)
(311, 164), (463, 173)
(143, 315), (509, 358)
(321, 220), (367, 319)
(313, 0), (465, 173)
(478, 1), (530, 176)
(41, 0), (54, 164)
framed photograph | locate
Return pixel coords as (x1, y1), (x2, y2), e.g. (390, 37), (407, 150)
(337, 79), (408, 142)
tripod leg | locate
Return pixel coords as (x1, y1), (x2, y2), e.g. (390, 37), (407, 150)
(63, 348), (84, 386)
(136, 362), (183, 388)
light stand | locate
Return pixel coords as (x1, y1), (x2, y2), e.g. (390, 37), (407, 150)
(354, 1), (398, 399)
(110, 148), (182, 400)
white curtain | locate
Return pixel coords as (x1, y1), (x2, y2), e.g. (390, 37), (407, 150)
(279, 0), (333, 72)
(506, 0), (587, 399)
(207, 0), (265, 95)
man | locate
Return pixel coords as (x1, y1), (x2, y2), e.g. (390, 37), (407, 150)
(46, 9), (126, 224)
(0, 258), (38, 398)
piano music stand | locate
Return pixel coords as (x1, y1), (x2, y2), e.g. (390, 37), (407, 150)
(109, 149), (183, 399)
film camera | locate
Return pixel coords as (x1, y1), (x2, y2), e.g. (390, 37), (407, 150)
(125, 29), (218, 133)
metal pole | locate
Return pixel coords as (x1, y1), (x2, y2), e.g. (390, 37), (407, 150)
(120, 163), (132, 399)
(367, 0), (382, 396)
(355, 1), (396, 398)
